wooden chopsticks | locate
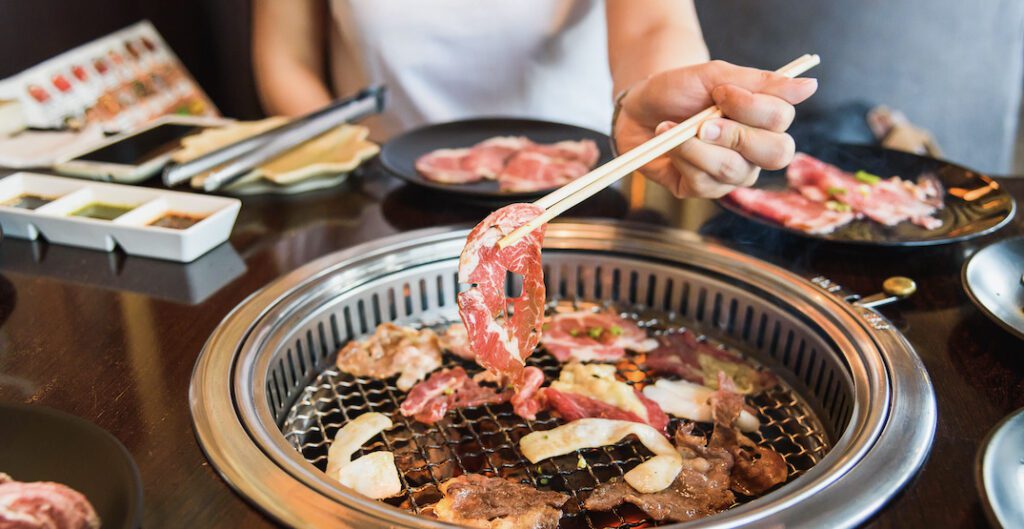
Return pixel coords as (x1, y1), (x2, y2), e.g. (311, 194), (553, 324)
(497, 54), (821, 249)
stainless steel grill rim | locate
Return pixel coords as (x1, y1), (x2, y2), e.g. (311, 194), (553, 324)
(190, 221), (936, 529)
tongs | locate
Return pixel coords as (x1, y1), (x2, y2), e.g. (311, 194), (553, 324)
(163, 85), (386, 191)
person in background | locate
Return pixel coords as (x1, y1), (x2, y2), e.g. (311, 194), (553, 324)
(251, 0), (818, 198)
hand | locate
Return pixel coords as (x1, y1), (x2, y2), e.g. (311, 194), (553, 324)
(613, 60), (818, 198)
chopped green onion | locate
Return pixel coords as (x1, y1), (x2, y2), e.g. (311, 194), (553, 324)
(825, 200), (852, 212)
(855, 170), (882, 185)
(443, 387), (455, 395)
(857, 184), (871, 196)
(569, 328), (580, 337)
(539, 477), (550, 486)
(827, 186), (847, 195)
(588, 327), (604, 339)
(609, 325), (624, 336)
(577, 454), (588, 469)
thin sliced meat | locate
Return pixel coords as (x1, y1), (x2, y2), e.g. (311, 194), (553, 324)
(434, 474), (568, 529)
(399, 367), (510, 424)
(540, 310), (657, 362)
(0, 473), (101, 529)
(462, 136), (532, 179)
(524, 139), (600, 166)
(727, 187), (857, 234)
(415, 148), (482, 184)
(497, 151), (590, 193)
(787, 152), (944, 229)
(584, 425), (735, 522)
(335, 323), (443, 392)
(710, 374), (788, 496)
(439, 322), (474, 360)
(645, 331), (777, 395)
(546, 363), (669, 432)
(458, 204), (547, 419)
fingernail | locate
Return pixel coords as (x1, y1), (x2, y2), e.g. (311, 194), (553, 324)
(700, 121), (721, 141)
(799, 77), (818, 86)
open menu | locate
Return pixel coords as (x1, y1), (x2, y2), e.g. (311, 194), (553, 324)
(0, 20), (219, 133)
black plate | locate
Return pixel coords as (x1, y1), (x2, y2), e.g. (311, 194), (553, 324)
(718, 143), (1016, 246)
(962, 235), (1024, 340)
(379, 117), (613, 199)
(0, 403), (143, 529)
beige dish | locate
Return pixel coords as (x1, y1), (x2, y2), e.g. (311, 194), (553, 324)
(177, 118), (379, 191)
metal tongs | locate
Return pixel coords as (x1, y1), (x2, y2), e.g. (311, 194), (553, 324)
(163, 85), (386, 191)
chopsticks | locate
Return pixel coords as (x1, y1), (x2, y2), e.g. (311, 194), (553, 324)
(497, 54), (821, 249)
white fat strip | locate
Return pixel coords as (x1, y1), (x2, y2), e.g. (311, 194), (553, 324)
(520, 419), (682, 493)
(642, 379), (759, 432)
(550, 363), (648, 421)
(326, 412), (401, 499)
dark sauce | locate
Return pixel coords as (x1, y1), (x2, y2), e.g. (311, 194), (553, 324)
(149, 212), (204, 230)
(2, 194), (53, 210)
(70, 202), (133, 220)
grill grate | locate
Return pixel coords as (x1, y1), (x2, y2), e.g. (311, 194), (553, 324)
(281, 305), (830, 529)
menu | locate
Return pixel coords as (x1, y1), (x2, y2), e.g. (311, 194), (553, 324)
(0, 21), (219, 133)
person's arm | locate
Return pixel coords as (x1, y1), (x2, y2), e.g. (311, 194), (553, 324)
(606, 0), (709, 95)
(251, 0), (333, 116)
(606, 1), (817, 198)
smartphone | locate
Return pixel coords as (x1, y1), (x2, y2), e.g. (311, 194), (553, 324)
(55, 116), (227, 183)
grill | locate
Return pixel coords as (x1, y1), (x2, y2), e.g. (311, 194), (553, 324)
(190, 222), (936, 529)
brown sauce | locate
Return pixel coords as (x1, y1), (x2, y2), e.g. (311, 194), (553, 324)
(2, 194), (53, 210)
(149, 212), (204, 229)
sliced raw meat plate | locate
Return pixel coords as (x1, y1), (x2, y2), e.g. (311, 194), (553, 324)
(497, 151), (590, 193)
(727, 187), (857, 235)
(525, 139), (600, 167)
(434, 474), (568, 529)
(541, 310), (657, 362)
(461, 136), (531, 179)
(415, 148), (482, 184)
(0, 473), (101, 529)
(645, 331), (777, 395)
(458, 204), (547, 419)
(787, 152), (944, 229)
(399, 367), (510, 424)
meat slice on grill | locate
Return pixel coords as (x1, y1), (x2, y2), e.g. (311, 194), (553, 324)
(540, 310), (657, 362)
(645, 331), (777, 395)
(434, 474), (569, 529)
(727, 187), (858, 234)
(545, 362), (669, 432)
(335, 322), (443, 391)
(399, 367), (510, 424)
(584, 425), (736, 522)
(0, 473), (101, 529)
(439, 322), (474, 360)
(710, 375), (788, 496)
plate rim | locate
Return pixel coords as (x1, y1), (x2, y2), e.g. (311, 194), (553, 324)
(378, 116), (611, 200)
(717, 142), (1018, 247)
(961, 235), (1024, 340)
(0, 402), (144, 529)
(976, 406), (1024, 529)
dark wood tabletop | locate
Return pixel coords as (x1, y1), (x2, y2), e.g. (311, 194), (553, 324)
(0, 164), (1020, 529)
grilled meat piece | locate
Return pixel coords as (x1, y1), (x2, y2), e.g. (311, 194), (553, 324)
(645, 331), (777, 394)
(399, 367), (510, 424)
(434, 474), (569, 529)
(710, 376), (788, 496)
(335, 323), (442, 391)
(584, 426), (735, 522)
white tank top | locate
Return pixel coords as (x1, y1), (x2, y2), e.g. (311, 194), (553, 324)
(327, 0), (613, 139)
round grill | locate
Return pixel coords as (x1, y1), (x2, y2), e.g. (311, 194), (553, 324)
(190, 222), (936, 529)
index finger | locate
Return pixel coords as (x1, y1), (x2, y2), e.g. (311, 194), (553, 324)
(698, 60), (818, 105)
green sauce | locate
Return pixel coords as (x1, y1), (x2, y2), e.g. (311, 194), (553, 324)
(70, 202), (134, 221)
(2, 194), (53, 210)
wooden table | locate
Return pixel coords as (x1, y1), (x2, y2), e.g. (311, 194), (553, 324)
(0, 166), (1020, 528)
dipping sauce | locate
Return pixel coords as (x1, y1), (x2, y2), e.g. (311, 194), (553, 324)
(149, 212), (204, 230)
(2, 194), (53, 210)
(70, 202), (133, 220)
